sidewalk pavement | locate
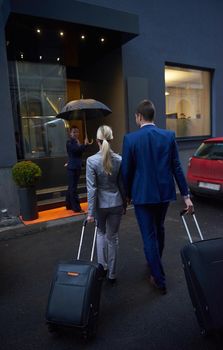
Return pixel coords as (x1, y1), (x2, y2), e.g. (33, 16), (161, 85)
(0, 189), (182, 238)
(0, 203), (133, 241)
(0, 210), (87, 241)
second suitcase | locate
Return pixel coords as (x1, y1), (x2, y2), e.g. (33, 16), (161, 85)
(45, 219), (104, 338)
(180, 211), (223, 335)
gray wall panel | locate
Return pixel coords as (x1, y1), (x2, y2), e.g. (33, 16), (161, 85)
(0, 168), (19, 215)
(127, 77), (148, 132)
(0, 15), (16, 168)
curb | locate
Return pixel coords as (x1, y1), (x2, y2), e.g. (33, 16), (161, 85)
(0, 206), (134, 242)
(0, 214), (86, 241)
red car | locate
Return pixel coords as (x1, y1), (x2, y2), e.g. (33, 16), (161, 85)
(186, 137), (223, 199)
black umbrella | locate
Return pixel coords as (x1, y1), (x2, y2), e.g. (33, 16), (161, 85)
(56, 98), (112, 142)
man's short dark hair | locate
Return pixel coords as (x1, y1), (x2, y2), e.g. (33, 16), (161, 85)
(136, 99), (155, 121)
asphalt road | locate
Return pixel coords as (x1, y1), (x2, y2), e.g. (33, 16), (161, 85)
(0, 196), (223, 350)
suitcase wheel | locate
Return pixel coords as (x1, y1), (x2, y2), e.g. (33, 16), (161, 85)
(82, 316), (98, 340)
(82, 325), (96, 340)
(200, 328), (212, 337)
(47, 323), (59, 334)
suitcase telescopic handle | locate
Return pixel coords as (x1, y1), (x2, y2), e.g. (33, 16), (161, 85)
(180, 210), (204, 243)
(77, 219), (98, 261)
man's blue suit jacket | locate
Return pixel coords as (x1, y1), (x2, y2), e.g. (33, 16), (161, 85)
(121, 125), (189, 205)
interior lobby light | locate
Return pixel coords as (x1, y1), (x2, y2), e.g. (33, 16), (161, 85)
(36, 28), (41, 34)
(20, 53), (24, 59)
(57, 57), (60, 62)
(100, 37), (105, 42)
(39, 55), (42, 60)
(59, 31), (64, 37)
(81, 34), (85, 40)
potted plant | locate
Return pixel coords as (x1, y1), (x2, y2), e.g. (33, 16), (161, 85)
(12, 160), (42, 220)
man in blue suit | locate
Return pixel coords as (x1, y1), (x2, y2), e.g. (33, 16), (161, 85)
(121, 99), (193, 294)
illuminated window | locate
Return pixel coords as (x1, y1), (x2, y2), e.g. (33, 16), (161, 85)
(165, 65), (211, 138)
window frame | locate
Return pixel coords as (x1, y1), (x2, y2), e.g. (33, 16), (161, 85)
(165, 62), (213, 141)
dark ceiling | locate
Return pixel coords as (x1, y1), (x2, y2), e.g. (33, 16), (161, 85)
(5, 13), (135, 76)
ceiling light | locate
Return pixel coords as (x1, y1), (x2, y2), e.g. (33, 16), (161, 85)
(36, 28), (41, 34)
(59, 31), (64, 37)
(20, 53), (24, 59)
(100, 37), (105, 42)
(81, 35), (85, 40)
(57, 57), (60, 62)
(39, 55), (42, 60)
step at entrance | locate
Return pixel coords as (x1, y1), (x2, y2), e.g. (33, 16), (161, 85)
(37, 183), (87, 211)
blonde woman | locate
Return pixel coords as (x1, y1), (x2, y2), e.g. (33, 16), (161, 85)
(86, 125), (126, 284)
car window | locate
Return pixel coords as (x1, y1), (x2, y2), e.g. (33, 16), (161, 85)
(194, 142), (223, 160)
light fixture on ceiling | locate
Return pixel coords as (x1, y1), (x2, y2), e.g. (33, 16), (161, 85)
(100, 37), (105, 43)
(81, 34), (85, 40)
(20, 53), (24, 59)
(36, 28), (41, 34)
(59, 31), (64, 37)
(57, 57), (60, 62)
(39, 55), (42, 60)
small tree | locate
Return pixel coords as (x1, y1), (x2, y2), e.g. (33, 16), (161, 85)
(12, 161), (42, 188)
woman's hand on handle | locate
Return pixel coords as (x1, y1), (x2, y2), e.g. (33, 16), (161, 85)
(87, 215), (94, 223)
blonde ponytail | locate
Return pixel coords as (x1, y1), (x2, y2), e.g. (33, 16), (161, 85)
(97, 125), (113, 175)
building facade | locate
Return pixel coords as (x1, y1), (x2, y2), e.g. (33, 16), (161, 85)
(1, 0), (223, 216)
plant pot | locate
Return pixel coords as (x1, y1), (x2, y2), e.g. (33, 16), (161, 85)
(18, 187), (38, 221)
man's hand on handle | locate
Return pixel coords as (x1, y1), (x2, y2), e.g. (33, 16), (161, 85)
(183, 196), (194, 214)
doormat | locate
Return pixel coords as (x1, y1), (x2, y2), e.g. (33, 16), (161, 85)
(20, 203), (88, 225)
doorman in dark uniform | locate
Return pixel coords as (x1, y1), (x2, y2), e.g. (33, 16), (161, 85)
(65, 126), (90, 212)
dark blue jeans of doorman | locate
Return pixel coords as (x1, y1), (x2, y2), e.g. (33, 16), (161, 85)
(65, 169), (81, 211)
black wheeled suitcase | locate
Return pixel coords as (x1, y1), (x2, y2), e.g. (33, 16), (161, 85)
(46, 219), (104, 339)
(180, 210), (223, 335)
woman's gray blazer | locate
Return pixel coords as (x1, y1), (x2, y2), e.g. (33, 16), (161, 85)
(86, 151), (124, 217)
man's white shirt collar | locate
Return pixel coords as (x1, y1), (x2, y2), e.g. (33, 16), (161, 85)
(140, 122), (155, 128)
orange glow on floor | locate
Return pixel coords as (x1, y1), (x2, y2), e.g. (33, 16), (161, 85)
(20, 203), (88, 225)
